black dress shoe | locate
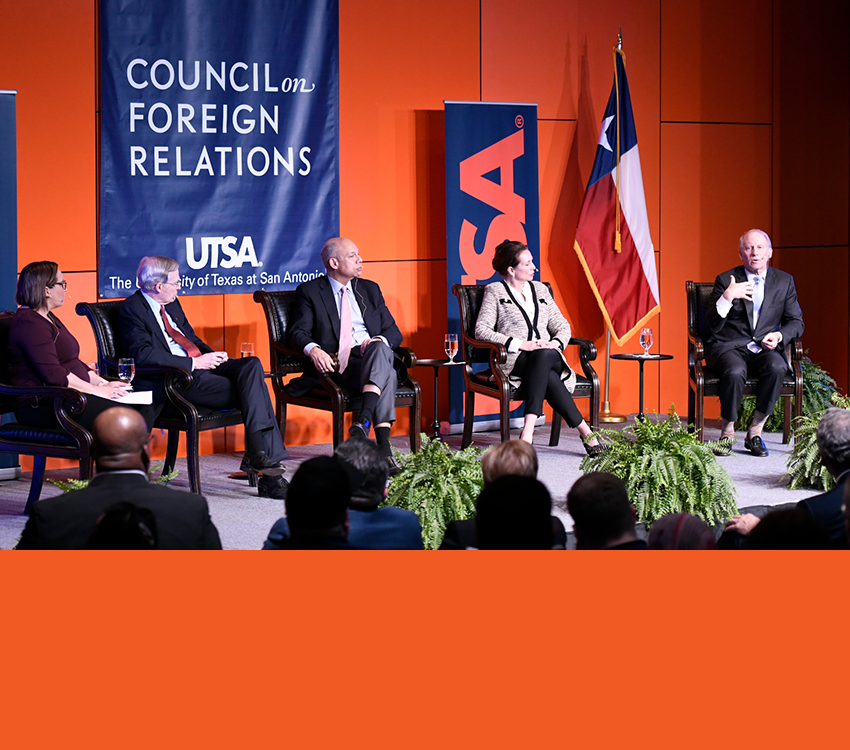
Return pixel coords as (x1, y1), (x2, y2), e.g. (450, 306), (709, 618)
(744, 434), (769, 457)
(258, 474), (289, 499)
(349, 419), (371, 440)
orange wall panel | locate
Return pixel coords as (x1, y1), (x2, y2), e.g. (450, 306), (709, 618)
(662, 0), (773, 124)
(659, 122), (772, 414)
(338, 0), (480, 262)
(0, 0), (96, 270)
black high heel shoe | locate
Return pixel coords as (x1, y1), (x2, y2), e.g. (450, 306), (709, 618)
(584, 441), (605, 457)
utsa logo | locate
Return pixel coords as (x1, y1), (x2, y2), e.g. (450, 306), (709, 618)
(185, 236), (262, 269)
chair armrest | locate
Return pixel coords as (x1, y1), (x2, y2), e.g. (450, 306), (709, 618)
(566, 337), (597, 360)
(687, 330), (705, 367)
(0, 382), (88, 417)
(393, 346), (417, 369)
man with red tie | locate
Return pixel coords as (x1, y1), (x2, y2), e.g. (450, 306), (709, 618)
(119, 256), (289, 499)
(288, 237), (404, 473)
(704, 229), (805, 457)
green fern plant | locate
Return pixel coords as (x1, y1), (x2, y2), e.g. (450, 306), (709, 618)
(385, 435), (484, 549)
(784, 392), (850, 491)
(736, 355), (837, 432)
(48, 460), (179, 493)
(581, 407), (738, 526)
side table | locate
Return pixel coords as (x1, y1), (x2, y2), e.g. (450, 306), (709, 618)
(414, 358), (466, 441)
(610, 353), (673, 421)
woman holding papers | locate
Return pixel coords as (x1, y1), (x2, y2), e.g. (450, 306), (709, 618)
(475, 241), (602, 456)
(8, 261), (155, 431)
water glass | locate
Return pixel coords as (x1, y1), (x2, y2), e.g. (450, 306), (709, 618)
(241, 342), (255, 358)
(118, 358), (135, 388)
(639, 327), (653, 356)
(445, 333), (459, 362)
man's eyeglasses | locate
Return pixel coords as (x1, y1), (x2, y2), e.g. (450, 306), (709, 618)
(48, 280), (68, 290)
(163, 279), (182, 289)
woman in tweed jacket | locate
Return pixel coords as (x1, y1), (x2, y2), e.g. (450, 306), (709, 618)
(475, 240), (602, 454)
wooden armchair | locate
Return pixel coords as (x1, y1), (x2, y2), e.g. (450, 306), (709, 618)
(253, 289), (422, 452)
(686, 281), (803, 443)
(452, 283), (600, 448)
(0, 310), (94, 513)
(76, 300), (245, 493)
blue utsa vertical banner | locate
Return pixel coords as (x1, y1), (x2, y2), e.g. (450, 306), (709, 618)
(444, 102), (540, 431)
(99, 0), (339, 298)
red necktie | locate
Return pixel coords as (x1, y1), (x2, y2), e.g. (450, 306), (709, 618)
(160, 305), (202, 358)
(338, 287), (353, 373)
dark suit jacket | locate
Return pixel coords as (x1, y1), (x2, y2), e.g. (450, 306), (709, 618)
(797, 474), (850, 549)
(119, 290), (213, 390)
(286, 275), (404, 394)
(704, 266), (804, 366)
(439, 515), (568, 550)
(16, 472), (222, 549)
(263, 504), (423, 550)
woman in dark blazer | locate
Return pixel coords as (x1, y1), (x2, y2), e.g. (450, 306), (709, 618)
(8, 260), (154, 431)
(475, 240), (602, 455)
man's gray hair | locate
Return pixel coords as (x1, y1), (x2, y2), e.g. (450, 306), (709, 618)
(816, 407), (850, 475)
(334, 439), (388, 503)
(137, 256), (179, 292)
(739, 228), (772, 253)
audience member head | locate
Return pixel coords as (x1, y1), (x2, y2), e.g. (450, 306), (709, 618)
(335, 439), (388, 506)
(137, 255), (179, 292)
(475, 475), (554, 549)
(285, 456), (352, 539)
(16, 260), (60, 310)
(745, 507), (830, 550)
(567, 472), (637, 550)
(816, 407), (850, 478)
(86, 501), (158, 549)
(92, 407), (151, 474)
(647, 513), (716, 550)
(481, 440), (538, 486)
(491, 240), (529, 277)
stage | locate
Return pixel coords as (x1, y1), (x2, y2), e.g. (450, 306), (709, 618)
(0, 419), (821, 550)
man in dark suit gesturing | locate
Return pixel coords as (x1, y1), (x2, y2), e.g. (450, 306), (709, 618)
(705, 229), (804, 456)
(119, 256), (288, 498)
(17, 407), (222, 549)
(288, 237), (403, 471)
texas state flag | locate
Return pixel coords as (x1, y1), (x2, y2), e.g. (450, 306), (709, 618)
(574, 50), (660, 345)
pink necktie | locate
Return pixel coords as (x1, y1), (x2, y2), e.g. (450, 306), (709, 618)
(338, 287), (353, 373)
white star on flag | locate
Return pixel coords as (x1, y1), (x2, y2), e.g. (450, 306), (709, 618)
(597, 115), (615, 152)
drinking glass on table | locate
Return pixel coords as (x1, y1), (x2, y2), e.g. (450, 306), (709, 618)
(240, 342), (255, 358)
(639, 328), (653, 357)
(445, 333), (459, 362)
(118, 358), (135, 389)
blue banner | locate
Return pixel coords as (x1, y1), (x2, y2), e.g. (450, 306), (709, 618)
(444, 102), (540, 429)
(99, 0), (339, 297)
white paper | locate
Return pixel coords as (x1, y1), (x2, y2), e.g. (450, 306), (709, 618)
(114, 390), (153, 405)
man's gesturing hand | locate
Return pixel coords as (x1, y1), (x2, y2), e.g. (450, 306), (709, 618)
(722, 275), (754, 302)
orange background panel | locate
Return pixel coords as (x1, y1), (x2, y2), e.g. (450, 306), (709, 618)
(773, 246), (850, 391)
(661, 0), (773, 124)
(0, 0), (96, 270)
(338, 0), (480, 262)
(659, 122), (772, 413)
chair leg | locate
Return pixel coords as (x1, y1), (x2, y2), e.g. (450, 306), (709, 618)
(549, 412), (562, 446)
(409, 399), (421, 452)
(185, 425), (202, 495)
(500, 395), (511, 444)
(163, 429), (179, 476)
(24, 455), (47, 515)
(333, 407), (345, 450)
(279, 401), (288, 445)
(783, 395), (792, 444)
(462, 391), (475, 449)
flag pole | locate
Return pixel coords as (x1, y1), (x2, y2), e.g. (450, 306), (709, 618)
(599, 29), (627, 424)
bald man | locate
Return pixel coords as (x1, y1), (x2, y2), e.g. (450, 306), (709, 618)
(288, 237), (404, 472)
(17, 407), (222, 549)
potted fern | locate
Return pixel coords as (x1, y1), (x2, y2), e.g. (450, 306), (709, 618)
(48, 461), (178, 492)
(385, 435), (484, 549)
(581, 407), (738, 526)
(784, 392), (850, 492)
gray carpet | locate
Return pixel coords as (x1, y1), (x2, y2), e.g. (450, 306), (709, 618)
(0, 419), (821, 550)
